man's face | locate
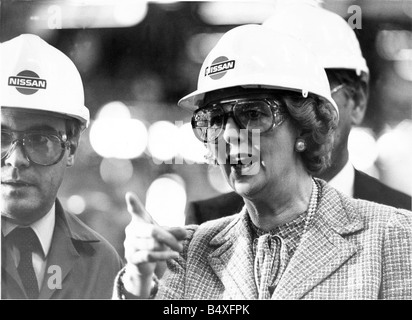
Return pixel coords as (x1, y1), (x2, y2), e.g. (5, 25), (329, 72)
(1, 108), (73, 225)
(327, 79), (358, 173)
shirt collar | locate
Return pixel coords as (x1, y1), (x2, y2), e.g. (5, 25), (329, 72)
(2, 204), (56, 258)
(327, 160), (355, 197)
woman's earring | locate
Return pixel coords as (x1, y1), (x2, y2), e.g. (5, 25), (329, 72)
(294, 138), (307, 152)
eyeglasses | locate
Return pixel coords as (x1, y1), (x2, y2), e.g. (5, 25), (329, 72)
(1, 130), (70, 166)
(330, 83), (356, 96)
(191, 98), (288, 143)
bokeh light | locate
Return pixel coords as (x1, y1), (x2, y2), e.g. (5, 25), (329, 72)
(348, 127), (379, 171)
(90, 118), (148, 159)
(97, 101), (131, 119)
(198, 1), (276, 25)
(394, 49), (412, 82)
(145, 174), (187, 227)
(66, 195), (87, 215)
(113, 1), (148, 27)
(90, 101), (148, 159)
(377, 120), (412, 196)
(147, 121), (180, 163)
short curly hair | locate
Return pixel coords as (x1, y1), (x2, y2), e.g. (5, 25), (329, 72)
(283, 91), (338, 174)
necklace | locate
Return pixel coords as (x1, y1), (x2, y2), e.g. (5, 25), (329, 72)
(301, 177), (319, 239)
(249, 177), (320, 238)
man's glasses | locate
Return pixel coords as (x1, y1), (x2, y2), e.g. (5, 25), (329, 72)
(330, 83), (356, 96)
(1, 130), (70, 166)
(191, 98), (288, 143)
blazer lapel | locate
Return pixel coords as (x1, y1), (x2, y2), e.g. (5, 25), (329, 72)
(208, 209), (258, 299)
(272, 180), (364, 299)
(1, 233), (27, 298)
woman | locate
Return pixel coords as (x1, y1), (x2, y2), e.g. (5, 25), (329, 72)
(114, 25), (412, 299)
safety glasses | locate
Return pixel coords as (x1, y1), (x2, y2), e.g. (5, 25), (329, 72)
(330, 83), (356, 96)
(1, 130), (70, 166)
(191, 98), (288, 143)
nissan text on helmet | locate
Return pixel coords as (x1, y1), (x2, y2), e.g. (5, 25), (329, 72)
(0, 34), (90, 130)
(178, 24), (339, 119)
(262, 1), (369, 80)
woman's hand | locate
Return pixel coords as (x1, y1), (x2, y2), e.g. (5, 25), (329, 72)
(122, 191), (187, 298)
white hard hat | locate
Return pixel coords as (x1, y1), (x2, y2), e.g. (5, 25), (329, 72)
(178, 24), (339, 118)
(0, 34), (90, 129)
(262, 2), (369, 78)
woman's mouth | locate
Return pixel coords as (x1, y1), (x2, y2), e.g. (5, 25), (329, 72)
(229, 154), (261, 176)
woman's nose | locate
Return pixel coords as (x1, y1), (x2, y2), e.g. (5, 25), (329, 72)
(222, 117), (248, 145)
(3, 141), (30, 168)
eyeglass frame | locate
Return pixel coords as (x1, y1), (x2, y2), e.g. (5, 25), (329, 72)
(191, 97), (288, 143)
(330, 83), (356, 96)
(1, 129), (71, 166)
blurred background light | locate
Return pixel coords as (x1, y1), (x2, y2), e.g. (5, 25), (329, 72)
(377, 120), (412, 196)
(198, 1), (276, 25)
(376, 30), (412, 61)
(348, 127), (379, 172)
(89, 118), (148, 158)
(147, 121), (180, 162)
(97, 101), (132, 119)
(30, 0), (148, 29)
(66, 195), (87, 215)
(393, 49), (412, 81)
(100, 158), (134, 185)
(113, 1), (148, 27)
(145, 174), (187, 227)
(177, 122), (208, 164)
(90, 101), (148, 159)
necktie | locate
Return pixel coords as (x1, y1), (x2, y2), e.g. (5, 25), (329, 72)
(8, 227), (41, 299)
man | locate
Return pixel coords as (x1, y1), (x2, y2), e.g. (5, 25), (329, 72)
(1, 34), (123, 299)
(185, 3), (411, 225)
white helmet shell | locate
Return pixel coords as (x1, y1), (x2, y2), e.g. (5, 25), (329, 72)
(178, 24), (339, 117)
(263, 2), (369, 77)
(0, 34), (90, 128)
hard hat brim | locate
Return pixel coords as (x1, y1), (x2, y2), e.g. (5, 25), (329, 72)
(178, 84), (339, 120)
(1, 104), (90, 129)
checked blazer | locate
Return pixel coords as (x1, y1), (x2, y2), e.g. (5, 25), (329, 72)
(156, 179), (412, 300)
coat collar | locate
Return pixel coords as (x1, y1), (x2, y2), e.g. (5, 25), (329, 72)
(38, 199), (101, 299)
(54, 199), (101, 243)
(207, 179), (364, 300)
(208, 209), (258, 299)
(272, 179), (364, 299)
